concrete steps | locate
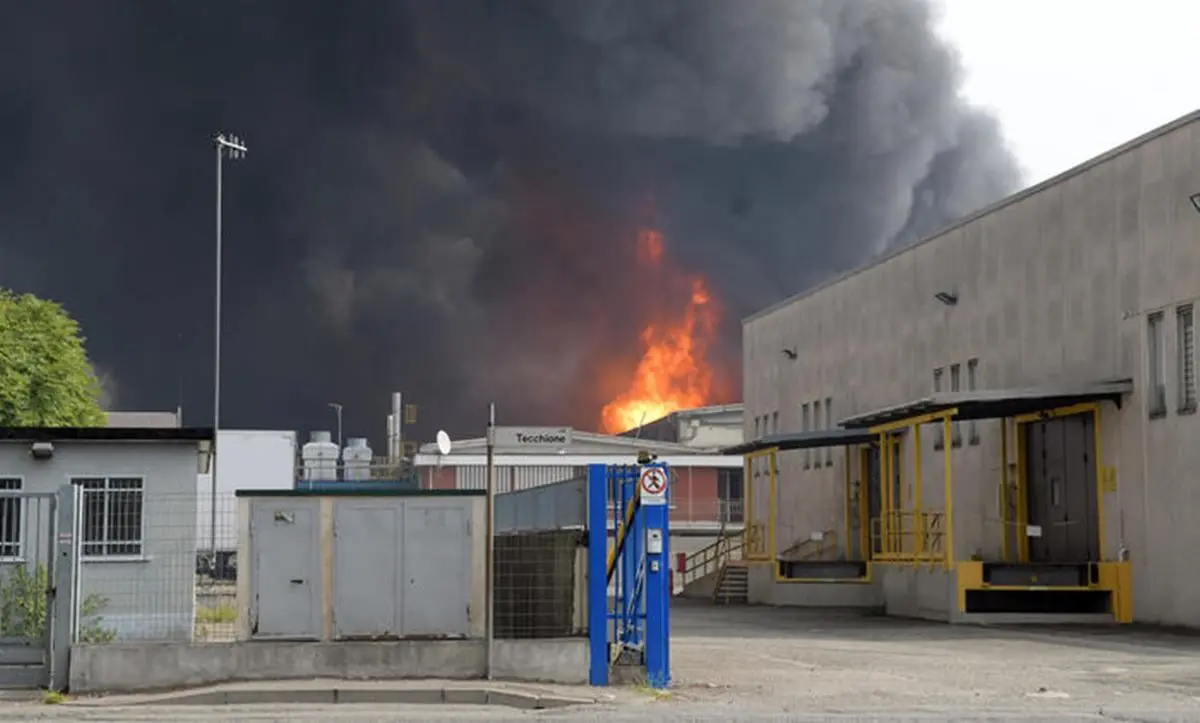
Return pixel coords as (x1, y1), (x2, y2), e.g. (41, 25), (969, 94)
(713, 563), (748, 605)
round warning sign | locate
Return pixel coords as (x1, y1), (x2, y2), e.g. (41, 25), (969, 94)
(639, 466), (668, 506)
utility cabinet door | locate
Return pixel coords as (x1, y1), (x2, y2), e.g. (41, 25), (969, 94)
(333, 501), (401, 638)
(251, 499), (321, 639)
(401, 501), (470, 637)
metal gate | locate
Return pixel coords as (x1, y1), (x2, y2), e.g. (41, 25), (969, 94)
(0, 491), (59, 688)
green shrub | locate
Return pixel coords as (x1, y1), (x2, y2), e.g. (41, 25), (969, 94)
(0, 563), (115, 644)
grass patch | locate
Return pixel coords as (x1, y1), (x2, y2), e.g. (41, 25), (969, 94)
(42, 690), (67, 705)
(195, 602), (238, 624)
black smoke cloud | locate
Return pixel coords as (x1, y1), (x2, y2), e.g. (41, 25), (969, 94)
(0, 0), (1020, 443)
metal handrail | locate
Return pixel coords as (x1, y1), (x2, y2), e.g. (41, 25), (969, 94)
(679, 529), (744, 588)
(778, 529), (839, 562)
(870, 510), (946, 562)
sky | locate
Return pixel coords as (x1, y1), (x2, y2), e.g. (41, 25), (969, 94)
(936, 0), (1200, 184)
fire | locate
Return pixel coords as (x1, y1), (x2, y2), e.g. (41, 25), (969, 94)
(600, 230), (718, 434)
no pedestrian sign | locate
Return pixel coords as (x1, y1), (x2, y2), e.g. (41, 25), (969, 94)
(639, 466), (668, 506)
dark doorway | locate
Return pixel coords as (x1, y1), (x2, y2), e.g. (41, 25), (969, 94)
(865, 444), (882, 556)
(1023, 412), (1099, 563)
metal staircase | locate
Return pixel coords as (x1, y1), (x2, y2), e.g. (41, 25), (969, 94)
(712, 562), (748, 605)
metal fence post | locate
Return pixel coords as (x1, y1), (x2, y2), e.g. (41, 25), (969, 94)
(586, 464), (608, 686)
(49, 484), (78, 692)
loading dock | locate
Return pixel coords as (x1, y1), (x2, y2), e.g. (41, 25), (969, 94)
(839, 381), (1134, 623)
(724, 429), (876, 587)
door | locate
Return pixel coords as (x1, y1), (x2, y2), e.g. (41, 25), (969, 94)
(865, 445), (882, 556)
(1024, 413), (1099, 563)
(0, 492), (57, 689)
(401, 501), (470, 637)
(251, 500), (321, 639)
(332, 503), (400, 639)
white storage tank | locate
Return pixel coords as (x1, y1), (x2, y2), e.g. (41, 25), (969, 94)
(342, 438), (373, 481)
(302, 430), (340, 480)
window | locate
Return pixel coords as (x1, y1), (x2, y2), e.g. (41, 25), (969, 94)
(77, 477), (144, 557)
(824, 397), (834, 466)
(967, 359), (980, 445)
(801, 403), (811, 469)
(754, 416), (761, 440)
(718, 469), (744, 523)
(771, 411), (779, 436)
(0, 478), (22, 559)
(949, 363), (963, 447)
(1178, 305), (1196, 414)
(932, 368), (944, 450)
(1147, 312), (1166, 418)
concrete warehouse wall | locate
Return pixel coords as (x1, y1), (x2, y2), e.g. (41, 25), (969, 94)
(743, 111), (1200, 626)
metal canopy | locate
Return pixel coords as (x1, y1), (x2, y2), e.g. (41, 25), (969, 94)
(838, 379), (1133, 429)
(722, 428), (877, 456)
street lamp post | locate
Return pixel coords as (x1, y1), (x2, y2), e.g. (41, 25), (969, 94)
(210, 132), (247, 567)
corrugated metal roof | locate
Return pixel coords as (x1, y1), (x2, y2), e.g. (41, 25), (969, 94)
(721, 428), (876, 455)
(839, 380), (1134, 429)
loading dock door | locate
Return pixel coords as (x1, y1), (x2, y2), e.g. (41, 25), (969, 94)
(1024, 413), (1099, 563)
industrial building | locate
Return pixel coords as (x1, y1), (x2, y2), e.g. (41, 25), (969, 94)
(0, 426), (212, 650)
(735, 110), (1200, 626)
(414, 415), (744, 558)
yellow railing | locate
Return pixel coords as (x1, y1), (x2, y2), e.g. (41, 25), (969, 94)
(742, 521), (769, 560)
(680, 531), (744, 588)
(778, 529), (839, 562)
(870, 510), (945, 563)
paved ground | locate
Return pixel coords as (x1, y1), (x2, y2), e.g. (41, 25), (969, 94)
(9, 599), (1200, 720)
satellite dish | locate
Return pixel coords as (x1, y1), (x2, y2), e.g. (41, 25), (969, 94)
(435, 430), (452, 456)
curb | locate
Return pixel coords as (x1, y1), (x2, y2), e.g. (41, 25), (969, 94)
(66, 686), (596, 710)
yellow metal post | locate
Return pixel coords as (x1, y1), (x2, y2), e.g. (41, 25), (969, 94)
(768, 448), (778, 561)
(880, 433), (891, 554)
(843, 446), (852, 559)
(1000, 417), (1010, 562)
(942, 415), (954, 569)
(1016, 424), (1029, 562)
(1092, 407), (1106, 562)
(743, 452), (752, 552)
(858, 446), (870, 561)
(914, 423), (923, 558)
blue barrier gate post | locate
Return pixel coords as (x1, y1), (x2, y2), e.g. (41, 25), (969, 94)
(639, 462), (672, 689)
(587, 463), (609, 686)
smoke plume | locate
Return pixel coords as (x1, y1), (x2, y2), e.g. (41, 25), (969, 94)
(0, 0), (1020, 441)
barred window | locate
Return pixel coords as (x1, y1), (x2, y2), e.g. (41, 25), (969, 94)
(1178, 305), (1195, 413)
(0, 478), (22, 559)
(1147, 312), (1166, 418)
(932, 368), (944, 450)
(76, 477), (144, 557)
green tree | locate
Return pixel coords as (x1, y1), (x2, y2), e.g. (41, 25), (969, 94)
(0, 289), (106, 426)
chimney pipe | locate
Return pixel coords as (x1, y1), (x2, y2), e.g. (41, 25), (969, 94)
(390, 392), (403, 463)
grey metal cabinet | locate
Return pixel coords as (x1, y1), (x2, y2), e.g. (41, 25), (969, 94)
(332, 498), (471, 639)
(249, 498), (322, 640)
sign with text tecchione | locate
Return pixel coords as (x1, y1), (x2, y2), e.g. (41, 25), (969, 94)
(492, 426), (574, 449)
(639, 466), (669, 506)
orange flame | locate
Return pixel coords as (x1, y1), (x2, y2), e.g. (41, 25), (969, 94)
(601, 230), (718, 434)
